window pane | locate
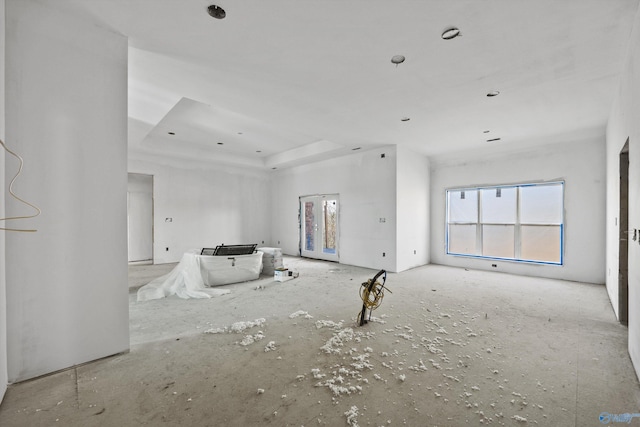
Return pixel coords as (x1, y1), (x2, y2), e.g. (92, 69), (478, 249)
(304, 201), (315, 251)
(448, 224), (477, 255)
(482, 225), (515, 258)
(481, 187), (517, 223)
(520, 184), (563, 224)
(323, 200), (337, 254)
(448, 190), (478, 223)
(521, 225), (561, 263)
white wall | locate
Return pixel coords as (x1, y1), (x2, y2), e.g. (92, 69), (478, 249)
(431, 137), (606, 284)
(129, 157), (272, 264)
(396, 146), (430, 271)
(271, 147), (398, 272)
(606, 6), (640, 379)
(5, 1), (129, 382)
(1, 0), (8, 401)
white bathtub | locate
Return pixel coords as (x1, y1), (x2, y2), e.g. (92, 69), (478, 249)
(199, 251), (263, 286)
(137, 250), (263, 301)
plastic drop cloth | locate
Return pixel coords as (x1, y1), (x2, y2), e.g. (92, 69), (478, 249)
(137, 251), (234, 301)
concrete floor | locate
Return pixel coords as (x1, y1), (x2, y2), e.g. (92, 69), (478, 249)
(0, 257), (638, 426)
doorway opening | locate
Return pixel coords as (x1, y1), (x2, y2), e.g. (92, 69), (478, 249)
(128, 173), (154, 264)
(299, 194), (339, 262)
(619, 139), (629, 325)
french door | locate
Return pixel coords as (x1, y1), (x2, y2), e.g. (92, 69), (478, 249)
(300, 194), (339, 262)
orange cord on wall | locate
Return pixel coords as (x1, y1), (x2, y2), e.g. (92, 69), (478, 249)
(0, 137), (41, 232)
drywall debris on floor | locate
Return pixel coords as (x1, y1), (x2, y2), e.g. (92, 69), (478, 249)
(196, 294), (558, 425)
(264, 304), (547, 426)
(203, 318), (266, 335)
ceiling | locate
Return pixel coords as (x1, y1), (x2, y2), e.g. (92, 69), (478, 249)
(59, 0), (638, 169)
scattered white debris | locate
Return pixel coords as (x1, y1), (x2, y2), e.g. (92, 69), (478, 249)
(316, 320), (343, 329)
(345, 405), (359, 427)
(512, 415), (528, 422)
(311, 369), (326, 379)
(351, 353), (373, 371)
(395, 333), (414, 341)
(230, 318), (266, 333)
(290, 310), (313, 319)
(240, 331), (265, 346)
(320, 328), (354, 354)
(398, 374), (406, 382)
(203, 327), (226, 334)
(264, 341), (277, 352)
(408, 359), (429, 372)
(316, 378), (361, 396)
(240, 335), (256, 346)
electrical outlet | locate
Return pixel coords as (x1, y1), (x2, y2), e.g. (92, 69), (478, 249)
(166, 247), (169, 251)
(491, 264), (497, 268)
(383, 252), (386, 257)
(414, 250), (416, 254)
(379, 218), (386, 223)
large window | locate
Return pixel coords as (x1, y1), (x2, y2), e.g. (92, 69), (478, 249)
(446, 181), (564, 265)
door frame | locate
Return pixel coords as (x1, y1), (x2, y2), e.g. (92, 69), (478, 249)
(299, 194), (340, 262)
(127, 173), (154, 264)
(619, 139), (629, 324)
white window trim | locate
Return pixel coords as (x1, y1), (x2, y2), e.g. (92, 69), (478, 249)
(445, 181), (565, 265)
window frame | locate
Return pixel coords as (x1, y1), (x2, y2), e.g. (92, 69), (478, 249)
(445, 181), (564, 265)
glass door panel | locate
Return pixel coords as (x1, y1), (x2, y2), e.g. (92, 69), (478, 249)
(300, 195), (339, 262)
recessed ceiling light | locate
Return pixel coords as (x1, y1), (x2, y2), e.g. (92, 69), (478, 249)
(237, 132), (243, 135)
(401, 117), (410, 122)
(207, 5), (226, 19)
(483, 130), (490, 134)
(168, 132), (175, 135)
(256, 150), (262, 153)
(352, 147), (361, 151)
(391, 55), (405, 65)
(487, 91), (500, 97)
(217, 142), (224, 145)
(271, 167), (277, 170)
(486, 138), (501, 142)
(441, 27), (461, 40)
